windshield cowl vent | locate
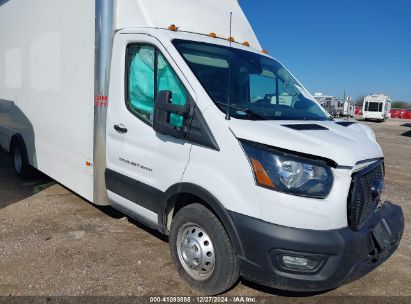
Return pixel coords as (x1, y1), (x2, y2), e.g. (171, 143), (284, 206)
(282, 124), (329, 131)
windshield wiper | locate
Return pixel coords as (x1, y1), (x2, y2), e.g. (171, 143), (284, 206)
(214, 101), (267, 120)
(281, 117), (329, 121)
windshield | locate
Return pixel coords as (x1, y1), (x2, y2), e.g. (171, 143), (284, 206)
(173, 40), (330, 121)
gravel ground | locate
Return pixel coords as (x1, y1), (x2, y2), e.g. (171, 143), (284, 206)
(0, 118), (410, 303)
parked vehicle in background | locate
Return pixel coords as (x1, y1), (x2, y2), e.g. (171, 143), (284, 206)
(313, 93), (337, 116)
(343, 97), (355, 118)
(0, 0), (404, 295)
(363, 94), (392, 121)
(335, 98), (346, 117)
(313, 93), (353, 117)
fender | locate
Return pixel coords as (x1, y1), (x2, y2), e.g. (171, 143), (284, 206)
(161, 183), (245, 257)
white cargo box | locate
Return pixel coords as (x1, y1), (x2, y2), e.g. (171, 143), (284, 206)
(116, 0), (261, 49)
(0, 0), (96, 200)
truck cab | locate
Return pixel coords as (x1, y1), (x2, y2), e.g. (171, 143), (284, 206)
(105, 27), (403, 293)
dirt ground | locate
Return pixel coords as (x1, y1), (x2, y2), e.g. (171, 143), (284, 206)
(0, 118), (410, 303)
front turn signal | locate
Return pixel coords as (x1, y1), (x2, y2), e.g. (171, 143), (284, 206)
(250, 158), (275, 189)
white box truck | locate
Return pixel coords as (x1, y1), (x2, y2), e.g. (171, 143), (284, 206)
(0, 0), (404, 295)
(363, 94), (392, 121)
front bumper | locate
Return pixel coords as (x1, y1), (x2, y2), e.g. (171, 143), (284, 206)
(229, 201), (404, 292)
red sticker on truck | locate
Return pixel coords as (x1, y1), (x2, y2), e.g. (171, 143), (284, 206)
(95, 96), (108, 107)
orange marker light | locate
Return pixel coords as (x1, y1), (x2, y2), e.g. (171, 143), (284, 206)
(168, 24), (178, 32)
(86, 161), (92, 167)
(262, 49), (269, 54)
(209, 32), (217, 38)
(227, 36), (235, 42)
(250, 158), (275, 188)
(242, 41), (250, 47)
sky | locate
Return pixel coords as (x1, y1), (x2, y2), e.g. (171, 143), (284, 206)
(240, 0), (411, 102)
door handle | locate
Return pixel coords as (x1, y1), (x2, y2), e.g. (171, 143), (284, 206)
(114, 124), (128, 134)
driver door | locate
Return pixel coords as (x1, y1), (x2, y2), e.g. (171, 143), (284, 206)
(106, 33), (194, 225)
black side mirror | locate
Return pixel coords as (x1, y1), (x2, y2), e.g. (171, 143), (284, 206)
(153, 90), (192, 138)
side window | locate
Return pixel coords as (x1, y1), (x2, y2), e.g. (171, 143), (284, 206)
(127, 45), (187, 127)
(157, 53), (187, 127)
(127, 46), (155, 122)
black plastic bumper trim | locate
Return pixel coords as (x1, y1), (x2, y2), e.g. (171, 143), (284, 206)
(229, 201), (404, 292)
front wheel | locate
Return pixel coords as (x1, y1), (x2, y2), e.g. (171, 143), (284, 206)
(169, 204), (239, 295)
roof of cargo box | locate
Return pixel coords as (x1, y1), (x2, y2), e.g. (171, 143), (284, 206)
(115, 0), (262, 50)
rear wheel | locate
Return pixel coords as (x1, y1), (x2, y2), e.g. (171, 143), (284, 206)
(169, 203), (239, 295)
(11, 138), (33, 179)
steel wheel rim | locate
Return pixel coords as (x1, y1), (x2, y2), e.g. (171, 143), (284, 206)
(14, 147), (22, 173)
(176, 222), (215, 281)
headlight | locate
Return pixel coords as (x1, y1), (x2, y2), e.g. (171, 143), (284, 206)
(240, 140), (333, 198)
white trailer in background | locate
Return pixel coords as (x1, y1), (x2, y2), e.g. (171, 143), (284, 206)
(343, 97), (355, 118)
(0, 0), (403, 295)
(334, 98), (345, 117)
(313, 93), (338, 116)
(363, 94), (392, 121)
(314, 93), (354, 118)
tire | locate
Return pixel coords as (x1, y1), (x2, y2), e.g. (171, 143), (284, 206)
(11, 138), (34, 179)
(169, 203), (239, 295)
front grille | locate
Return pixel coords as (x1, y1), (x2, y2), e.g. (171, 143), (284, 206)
(348, 161), (384, 231)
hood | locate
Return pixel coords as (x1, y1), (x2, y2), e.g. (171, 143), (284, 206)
(229, 119), (383, 167)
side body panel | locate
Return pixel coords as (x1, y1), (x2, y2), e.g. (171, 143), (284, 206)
(0, 0), (95, 200)
(384, 101), (391, 119)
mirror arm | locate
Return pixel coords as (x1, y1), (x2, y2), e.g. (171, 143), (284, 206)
(157, 102), (192, 117)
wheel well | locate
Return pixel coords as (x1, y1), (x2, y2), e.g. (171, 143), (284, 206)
(163, 188), (244, 257)
(9, 134), (22, 153)
(165, 193), (207, 232)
